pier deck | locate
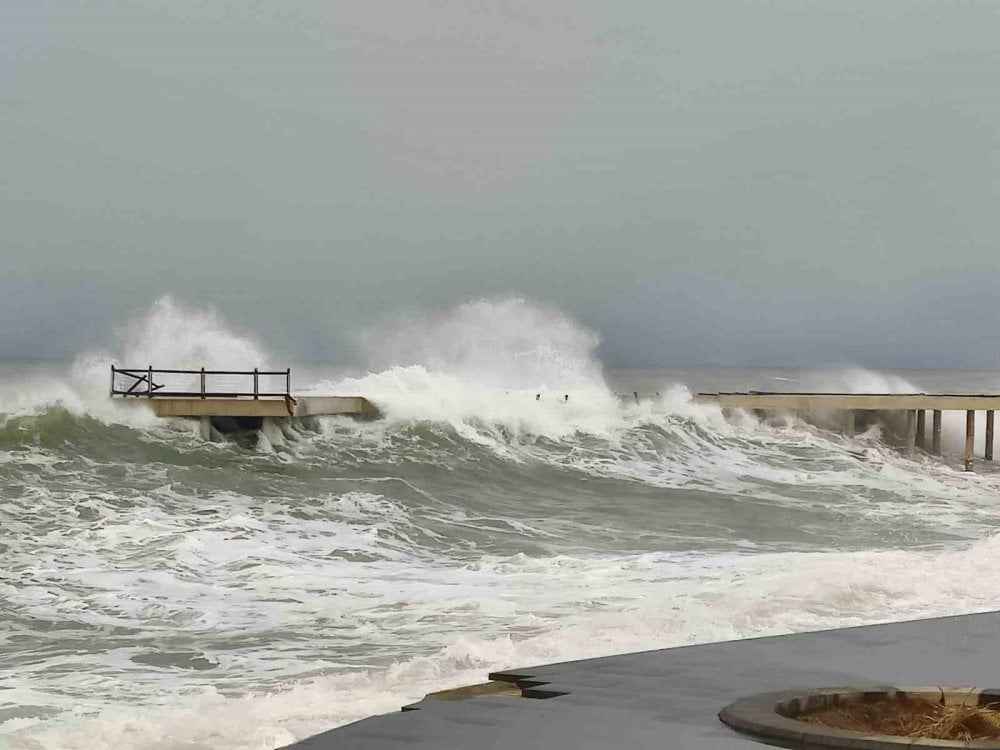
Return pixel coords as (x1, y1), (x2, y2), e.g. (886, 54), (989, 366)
(283, 610), (1000, 750)
(147, 395), (374, 419)
(695, 391), (1000, 411)
(110, 366), (377, 439)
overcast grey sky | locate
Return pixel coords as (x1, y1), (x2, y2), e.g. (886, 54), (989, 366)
(2, 1), (999, 368)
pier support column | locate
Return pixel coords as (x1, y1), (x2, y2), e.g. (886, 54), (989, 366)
(843, 410), (855, 438)
(932, 410), (942, 455)
(916, 410), (926, 451)
(987, 410), (995, 462)
(965, 410), (975, 472)
(905, 410), (916, 455)
(199, 416), (212, 442)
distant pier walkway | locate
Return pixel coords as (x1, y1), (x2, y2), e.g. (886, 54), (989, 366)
(696, 391), (998, 471)
(111, 366), (376, 439)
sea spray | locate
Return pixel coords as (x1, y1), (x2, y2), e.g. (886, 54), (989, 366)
(355, 298), (605, 390)
(310, 298), (642, 446)
(0, 297), (271, 429)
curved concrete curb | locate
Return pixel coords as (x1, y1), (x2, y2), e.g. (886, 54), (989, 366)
(720, 687), (1000, 749)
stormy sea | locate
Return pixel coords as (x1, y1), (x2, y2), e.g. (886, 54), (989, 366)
(3, 297), (1000, 750)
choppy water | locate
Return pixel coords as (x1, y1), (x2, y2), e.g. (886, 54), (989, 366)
(3, 298), (1000, 750)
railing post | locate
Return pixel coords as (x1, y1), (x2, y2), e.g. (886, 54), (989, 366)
(286, 367), (291, 397)
(201, 367), (206, 399)
(110, 365), (115, 397)
(148, 365), (153, 398)
(254, 368), (259, 400)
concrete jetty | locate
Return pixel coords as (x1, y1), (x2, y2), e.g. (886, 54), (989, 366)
(696, 391), (999, 471)
(111, 366), (377, 439)
(282, 610), (1000, 750)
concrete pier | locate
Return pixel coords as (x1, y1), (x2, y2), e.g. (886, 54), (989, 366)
(282, 611), (1000, 750)
(111, 366), (378, 440)
(696, 392), (1000, 471)
(143, 396), (378, 440)
(146, 395), (375, 420)
(696, 392), (1000, 412)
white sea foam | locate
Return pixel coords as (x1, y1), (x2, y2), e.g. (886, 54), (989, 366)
(8, 537), (1000, 750)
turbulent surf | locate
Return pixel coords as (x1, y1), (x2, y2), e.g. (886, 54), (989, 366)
(3, 298), (1000, 750)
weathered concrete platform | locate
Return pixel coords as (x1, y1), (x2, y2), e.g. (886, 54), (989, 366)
(146, 395), (376, 419)
(138, 395), (379, 441)
(283, 611), (1000, 749)
(696, 392), (1000, 411)
(110, 367), (380, 433)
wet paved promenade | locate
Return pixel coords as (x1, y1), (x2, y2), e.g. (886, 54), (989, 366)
(284, 611), (1000, 749)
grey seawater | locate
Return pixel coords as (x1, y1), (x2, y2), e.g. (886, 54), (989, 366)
(3, 363), (1000, 750)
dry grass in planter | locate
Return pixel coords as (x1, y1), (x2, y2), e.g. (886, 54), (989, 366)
(804, 695), (1000, 742)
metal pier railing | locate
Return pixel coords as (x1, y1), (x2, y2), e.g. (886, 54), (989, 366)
(110, 366), (291, 400)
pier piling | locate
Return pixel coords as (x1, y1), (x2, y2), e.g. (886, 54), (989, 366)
(966, 410), (976, 472)
(843, 410), (855, 437)
(916, 410), (926, 450)
(905, 410), (917, 455)
(987, 410), (995, 462)
(932, 410), (942, 455)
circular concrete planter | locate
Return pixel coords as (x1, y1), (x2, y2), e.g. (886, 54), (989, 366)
(719, 687), (1000, 749)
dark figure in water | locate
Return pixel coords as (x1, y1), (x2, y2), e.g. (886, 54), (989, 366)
(535, 393), (541, 401)
(634, 391), (639, 404)
(564, 394), (569, 402)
